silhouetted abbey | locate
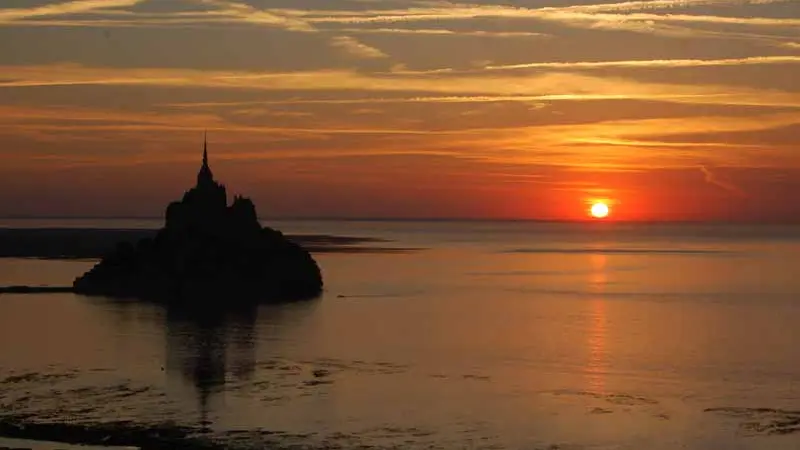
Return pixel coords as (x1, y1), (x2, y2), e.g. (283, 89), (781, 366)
(73, 137), (323, 303)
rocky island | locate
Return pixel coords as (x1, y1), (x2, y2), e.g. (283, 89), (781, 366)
(73, 137), (323, 303)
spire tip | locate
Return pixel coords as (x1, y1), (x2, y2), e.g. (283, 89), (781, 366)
(202, 131), (208, 165)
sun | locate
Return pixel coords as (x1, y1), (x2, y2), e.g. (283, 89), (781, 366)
(590, 202), (610, 219)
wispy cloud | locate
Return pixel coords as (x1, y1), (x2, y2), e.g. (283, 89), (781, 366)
(4, 102), (796, 170)
(2, 0), (795, 54)
(485, 56), (800, 71)
(699, 164), (747, 196)
(340, 28), (549, 38)
(329, 36), (388, 59)
(3, 63), (798, 109)
(196, 0), (316, 32)
(289, 2), (799, 28)
(547, 0), (792, 13)
(274, 1), (799, 48)
(0, 0), (317, 31)
(0, 0), (144, 23)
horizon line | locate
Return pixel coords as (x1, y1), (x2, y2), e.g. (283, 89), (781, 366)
(2, 215), (800, 226)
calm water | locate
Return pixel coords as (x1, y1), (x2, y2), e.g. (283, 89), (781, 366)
(2, 220), (800, 449)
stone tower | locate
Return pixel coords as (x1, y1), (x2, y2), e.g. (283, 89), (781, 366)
(165, 134), (229, 232)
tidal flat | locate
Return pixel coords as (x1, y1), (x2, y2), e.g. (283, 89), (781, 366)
(2, 220), (800, 449)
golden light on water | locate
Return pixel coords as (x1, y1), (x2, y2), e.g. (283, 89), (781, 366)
(586, 254), (608, 394)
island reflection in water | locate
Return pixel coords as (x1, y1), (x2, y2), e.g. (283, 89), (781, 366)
(140, 297), (327, 438)
(163, 303), (258, 429)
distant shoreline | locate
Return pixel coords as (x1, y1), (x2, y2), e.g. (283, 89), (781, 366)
(3, 217), (800, 225)
(0, 286), (74, 294)
(0, 228), (422, 260)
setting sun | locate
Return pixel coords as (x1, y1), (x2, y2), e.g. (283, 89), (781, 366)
(590, 202), (610, 219)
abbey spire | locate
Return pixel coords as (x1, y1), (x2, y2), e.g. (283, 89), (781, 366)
(203, 131), (208, 166)
(197, 131), (215, 188)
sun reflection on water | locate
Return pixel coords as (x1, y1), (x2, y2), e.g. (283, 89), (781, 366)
(586, 254), (608, 394)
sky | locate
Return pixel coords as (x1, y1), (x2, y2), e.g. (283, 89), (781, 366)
(0, 0), (798, 221)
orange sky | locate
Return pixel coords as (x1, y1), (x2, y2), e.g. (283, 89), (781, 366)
(0, 0), (798, 221)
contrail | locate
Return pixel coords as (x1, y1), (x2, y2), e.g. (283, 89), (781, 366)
(699, 165), (747, 197)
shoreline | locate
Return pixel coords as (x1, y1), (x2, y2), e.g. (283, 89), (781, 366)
(0, 286), (74, 294)
(0, 436), (138, 450)
(0, 228), (422, 259)
(0, 417), (220, 450)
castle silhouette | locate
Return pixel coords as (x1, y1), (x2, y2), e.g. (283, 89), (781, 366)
(165, 135), (259, 237)
(73, 136), (323, 304)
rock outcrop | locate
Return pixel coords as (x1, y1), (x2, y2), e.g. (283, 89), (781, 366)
(73, 137), (323, 303)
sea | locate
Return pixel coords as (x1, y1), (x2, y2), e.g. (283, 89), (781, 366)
(1, 219), (800, 450)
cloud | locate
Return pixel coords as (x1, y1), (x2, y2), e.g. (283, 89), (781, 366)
(278, 1), (799, 46)
(485, 56), (800, 71)
(329, 36), (388, 59)
(699, 165), (747, 196)
(289, 1), (799, 28)
(0, 0), (144, 23)
(3, 99), (799, 173)
(0, 104), (455, 136)
(2, 0), (795, 52)
(197, 0), (316, 32)
(0, 0), (317, 32)
(548, 0), (792, 13)
(0, 63), (798, 109)
(339, 28), (549, 38)
(538, 10), (800, 29)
